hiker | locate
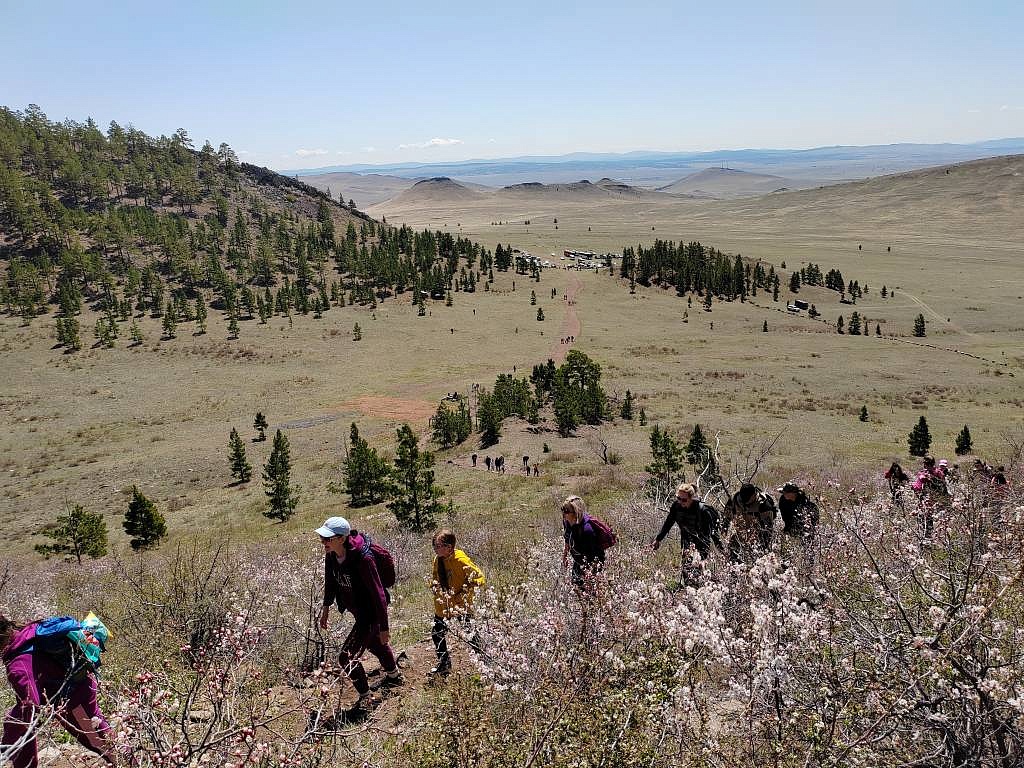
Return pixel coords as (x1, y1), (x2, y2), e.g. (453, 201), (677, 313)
(317, 517), (403, 711)
(471, 453), (477, 467)
(723, 483), (777, 561)
(495, 456), (505, 473)
(522, 455), (530, 471)
(532, 464), (539, 477)
(777, 482), (820, 542)
(429, 530), (486, 678)
(651, 483), (721, 560)
(885, 461), (910, 497)
(484, 456), (492, 472)
(2, 613), (117, 768)
(561, 495), (614, 587)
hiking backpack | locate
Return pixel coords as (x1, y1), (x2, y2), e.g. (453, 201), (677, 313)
(360, 534), (397, 590)
(6, 616), (100, 681)
(587, 515), (618, 551)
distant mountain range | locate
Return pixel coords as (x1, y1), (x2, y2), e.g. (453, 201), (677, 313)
(286, 139), (1024, 190)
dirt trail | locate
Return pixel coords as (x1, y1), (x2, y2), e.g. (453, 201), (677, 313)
(550, 274), (583, 364)
(901, 290), (981, 341)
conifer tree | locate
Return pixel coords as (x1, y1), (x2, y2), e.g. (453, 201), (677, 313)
(620, 389), (635, 420)
(646, 425), (684, 486)
(228, 427), (252, 483)
(123, 486), (166, 550)
(344, 423), (390, 506)
(762, 320), (768, 332)
(836, 315), (845, 334)
(195, 299), (208, 334)
(955, 425), (973, 455)
(35, 502), (108, 563)
(789, 272), (800, 293)
(130, 320), (143, 346)
(638, 407), (647, 426)
(476, 390), (503, 446)
(228, 311), (240, 339)
(859, 405), (869, 422)
(353, 322), (362, 341)
(253, 412), (268, 441)
(913, 313), (926, 337)
(848, 312), (861, 335)
(908, 416), (932, 457)
(263, 429), (298, 521)
(684, 424), (712, 470)
(537, 307), (545, 321)
(387, 423), (447, 531)
(162, 300), (177, 339)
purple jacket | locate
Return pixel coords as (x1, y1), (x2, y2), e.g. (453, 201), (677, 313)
(322, 532), (390, 631)
(2, 624), (38, 664)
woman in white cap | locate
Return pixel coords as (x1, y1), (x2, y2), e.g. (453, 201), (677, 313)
(316, 517), (402, 711)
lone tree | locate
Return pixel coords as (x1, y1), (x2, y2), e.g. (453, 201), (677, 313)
(684, 423), (714, 475)
(353, 322), (362, 341)
(35, 502), (108, 563)
(537, 307), (545, 321)
(620, 389), (635, 420)
(123, 486), (166, 551)
(388, 423), (447, 531)
(646, 425), (684, 486)
(344, 423), (390, 506)
(908, 416), (932, 457)
(263, 429), (299, 521)
(955, 425), (973, 455)
(859, 405), (869, 422)
(432, 399), (472, 449)
(913, 313), (926, 337)
(552, 350), (607, 437)
(253, 412), (268, 441)
(228, 427), (252, 483)
(638, 407), (647, 426)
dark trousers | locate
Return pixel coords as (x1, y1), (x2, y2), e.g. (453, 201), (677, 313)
(338, 623), (397, 695)
(431, 616), (483, 669)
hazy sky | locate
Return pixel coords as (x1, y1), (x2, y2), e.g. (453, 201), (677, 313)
(2, 0), (1022, 170)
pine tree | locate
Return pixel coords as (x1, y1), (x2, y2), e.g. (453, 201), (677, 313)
(353, 322), (362, 341)
(955, 425), (973, 455)
(228, 427), (252, 483)
(859, 405), (869, 422)
(253, 412), (268, 441)
(228, 312), (240, 339)
(684, 424), (712, 472)
(123, 486), (166, 551)
(263, 429), (298, 521)
(130, 320), (143, 346)
(35, 502), (108, 563)
(387, 423), (447, 531)
(848, 312), (862, 335)
(646, 425), (684, 485)
(762, 320), (768, 332)
(913, 314), (926, 337)
(620, 389), (635, 420)
(789, 272), (800, 293)
(836, 315), (845, 334)
(162, 300), (177, 338)
(638, 407), (647, 426)
(530, 290), (537, 305)
(908, 416), (932, 457)
(476, 390), (503, 446)
(537, 307), (545, 321)
(344, 423), (390, 506)
(195, 298), (208, 334)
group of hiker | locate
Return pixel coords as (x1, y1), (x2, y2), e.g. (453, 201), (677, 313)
(4, 458), (1014, 755)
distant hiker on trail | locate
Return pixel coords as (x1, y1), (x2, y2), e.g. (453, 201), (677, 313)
(495, 456), (505, 473)
(2, 613), (117, 768)
(522, 455), (530, 472)
(317, 517), (403, 712)
(471, 453), (477, 467)
(777, 482), (820, 542)
(532, 464), (539, 477)
(724, 483), (777, 561)
(429, 530), (486, 679)
(651, 483), (721, 561)
(561, 495), (616, 588)
(484, 456), (492, 472)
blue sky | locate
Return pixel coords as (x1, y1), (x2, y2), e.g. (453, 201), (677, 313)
(2, 0), (1022, 170)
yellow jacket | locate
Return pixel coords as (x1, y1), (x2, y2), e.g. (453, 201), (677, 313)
(432, 549), (485, 618)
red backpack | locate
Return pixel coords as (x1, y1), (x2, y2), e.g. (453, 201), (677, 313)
(361, 534), (396, 589)
(587, 515), (618, 551)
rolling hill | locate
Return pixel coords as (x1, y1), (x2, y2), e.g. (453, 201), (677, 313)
(656, 167), (822, 198)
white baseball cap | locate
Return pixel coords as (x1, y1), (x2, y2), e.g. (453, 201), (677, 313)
(315, 516), (351, 538)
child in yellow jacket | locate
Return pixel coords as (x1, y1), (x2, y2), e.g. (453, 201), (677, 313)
(430, 530), (485, 677)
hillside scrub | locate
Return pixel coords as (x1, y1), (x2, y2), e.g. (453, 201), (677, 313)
(1, 467), (1021, 766)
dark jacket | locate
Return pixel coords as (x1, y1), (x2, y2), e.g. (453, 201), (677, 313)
(655, 499), (722, 553)
(724, 489), (777, 550)
(563, 516), (605, 566)
(323, 532), (390, 631)
(778, 490), (820, 537)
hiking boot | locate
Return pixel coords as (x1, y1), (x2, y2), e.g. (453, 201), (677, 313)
(427, 663), (451, 680)
(376, 669), (404, 691)
(353, 691), (381, 711)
